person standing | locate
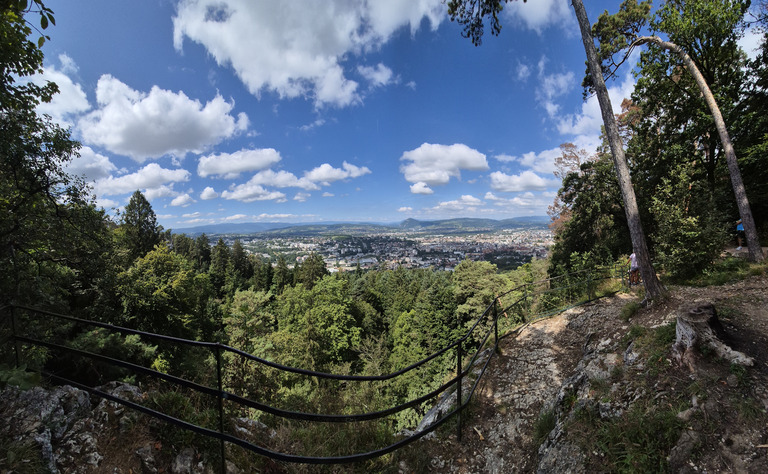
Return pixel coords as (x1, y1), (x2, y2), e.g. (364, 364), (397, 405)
(628, 251), (639, 286)
(736, 219), (745, 250)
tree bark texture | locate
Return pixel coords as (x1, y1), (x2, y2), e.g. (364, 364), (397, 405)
(571, 0), (665, 299)
(672, 303), (754, 371)
(634, 36), (764, 263)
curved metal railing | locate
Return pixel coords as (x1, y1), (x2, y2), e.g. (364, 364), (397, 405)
(0, 262), (627, 468)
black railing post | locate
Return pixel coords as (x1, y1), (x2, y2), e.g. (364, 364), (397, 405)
(493, 298), (499, 347)
(523, 285), (528, 322)
(215, 344), (226, 474)
(10, 304), (20, 367)
(456, 338), (462, 442)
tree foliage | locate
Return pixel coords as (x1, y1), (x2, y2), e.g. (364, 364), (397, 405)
(549, 152), (630, 273)
(0, 1), (111, 308)
(118, 191), (163, 265)
(117, 245), (212, 339)
(591, 0), (764, 263)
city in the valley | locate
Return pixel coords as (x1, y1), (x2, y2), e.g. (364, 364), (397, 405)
(189, 219), (553, 272)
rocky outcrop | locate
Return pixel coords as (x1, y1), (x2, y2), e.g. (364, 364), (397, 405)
(0, 381), (221, 473)
(1, 384), (93, 472)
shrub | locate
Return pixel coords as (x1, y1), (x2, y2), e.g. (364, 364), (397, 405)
(620, 301), (640, 322)
(650, 164), (727, 281)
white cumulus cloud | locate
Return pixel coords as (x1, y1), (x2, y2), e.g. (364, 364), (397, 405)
(490, 170), (557, 192)
(172, 0), (444, 107)
(247, 169), (320, 190)
(432, 194), (483, 212)
(198, 148), (282, 178)
(505, 147), (561, 175)
(537, 69), (575, 118)
(65, 146), (117, 181)
(410, 182), (434, 194)
(304, 161), (371, 185)
(358, 63), (396, 88)
(200, 186), (219, 200)
(79, 75), (248, 161)
(400, 143), (488, 189)
(502, 0), (575, 34)
(557, 55), (637, 139)
(94, 163), (191, 196)
(171, 193), (196, 207)
(32, 54), (90, 127)
(221, 183), (287, 203)
(144, 185), (180, 200)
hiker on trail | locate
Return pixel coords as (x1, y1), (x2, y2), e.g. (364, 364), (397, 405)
(627, 252), (639, 286)
(736, 219), (745, 250)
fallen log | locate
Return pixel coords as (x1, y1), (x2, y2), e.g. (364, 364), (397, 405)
(672, 303), (754, 372)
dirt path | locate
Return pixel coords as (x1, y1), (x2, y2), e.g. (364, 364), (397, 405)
(421, 294), (636, 473)
(418, 275), (768, 473)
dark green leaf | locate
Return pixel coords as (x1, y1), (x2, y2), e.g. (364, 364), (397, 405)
(40, 14), (48, 29)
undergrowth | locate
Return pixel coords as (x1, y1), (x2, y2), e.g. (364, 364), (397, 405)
(0, 437), (46, 474)
(571, 401), (685, 473)
(534, 409), (556, 445)
(686, 257), (766, 287)
(570, 321), (686, 471)
(619, 301), (640, 322)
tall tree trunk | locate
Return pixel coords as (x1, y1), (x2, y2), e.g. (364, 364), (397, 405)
(571, 0), (665, 299)
(634, 36), (764, 263)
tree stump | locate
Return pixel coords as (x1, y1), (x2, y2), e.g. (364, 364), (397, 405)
(672, 303), (754, 372)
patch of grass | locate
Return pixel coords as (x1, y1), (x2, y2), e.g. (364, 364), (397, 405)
(147, 389), (222, 466)
(534, 409), (556, 446)
(747, 264), (767, 276)
(717, 305), (739, 320)
(610, 364), (624, 382)
(644, 324), (676, 377)
(730, 363), (748, 384)
(646, 347), (671, 377)
(0, 364), (41, 390)
(589, 377), (611, 400)
(571, 402), (684, 473)
(687, 380), (707, 402)
(619, 301), (641, 322)
(0, 438), (46, 474)
(623, 322), (675, 378)
(733, 395), (764, 422)
(687, 257), (751, 286)
(563, 387), (578, 410)
(621, 325), (647, 347)
(652, 322), (677, 346)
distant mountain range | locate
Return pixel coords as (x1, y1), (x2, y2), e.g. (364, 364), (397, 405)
(174, 216), (550, 237)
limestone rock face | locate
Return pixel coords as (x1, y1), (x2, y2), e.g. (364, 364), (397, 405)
(0, 384), (92, 473)
(0, 382), (183, 473)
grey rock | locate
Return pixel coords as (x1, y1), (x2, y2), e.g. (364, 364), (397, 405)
(172, 448), (197, 474)
(584, 353), (619, 381)
(225, 460), (242, 474)
(623, 341), (640, 366)
(537, 441), (586, 474)
(676, 407), (698, 422)
(668, 430), (701, 472)
(598, 401), (623, 419)
(136, 443), (157, 474)
(233, 416), (275, 439)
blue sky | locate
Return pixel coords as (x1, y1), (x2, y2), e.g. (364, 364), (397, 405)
(34, 0), (762, 230)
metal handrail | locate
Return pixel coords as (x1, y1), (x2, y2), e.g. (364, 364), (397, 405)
(1, 263), (626, 468)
